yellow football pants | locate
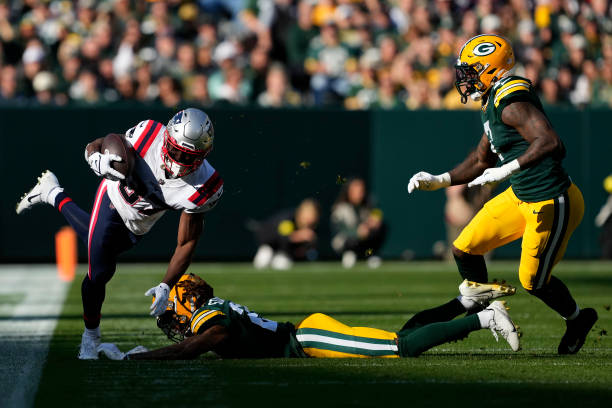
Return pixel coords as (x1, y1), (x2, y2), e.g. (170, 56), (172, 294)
(453, 184), (584, 290)
(295, 313), (399, 358)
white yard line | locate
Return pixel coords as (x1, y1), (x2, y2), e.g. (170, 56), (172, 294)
(0, 266), (70, 408)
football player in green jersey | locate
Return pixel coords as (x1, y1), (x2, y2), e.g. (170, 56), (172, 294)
(97, 274), (520, 360)
(407, 34), (597, 355)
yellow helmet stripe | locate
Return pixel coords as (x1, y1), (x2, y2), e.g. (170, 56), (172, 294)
(494, 80), (530, 107)
(191, 310), (224, 333)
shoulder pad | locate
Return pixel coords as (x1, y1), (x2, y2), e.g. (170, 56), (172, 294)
(187, 170), (224, 211)
(493, 77), (531, 108)
(190, 308), (226, 334)
(125, 120), (165, 157)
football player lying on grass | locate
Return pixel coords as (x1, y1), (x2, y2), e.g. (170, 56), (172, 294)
(98, 274), (520, 361)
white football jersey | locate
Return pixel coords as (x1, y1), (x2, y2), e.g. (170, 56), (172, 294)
(105, 120), (223, 235)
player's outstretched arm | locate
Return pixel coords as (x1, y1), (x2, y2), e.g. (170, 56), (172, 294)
(147, 211), (205, 316)
(408, 133), (496, 193)
(100, 325), (230, 361)
(449, 133), (498, 185)
(501, 101), (564, 168)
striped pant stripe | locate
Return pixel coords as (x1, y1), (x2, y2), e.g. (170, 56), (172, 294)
(87, 180), (108, 280)
(296, 329), (398, 357)
(534, 191), (570, 289)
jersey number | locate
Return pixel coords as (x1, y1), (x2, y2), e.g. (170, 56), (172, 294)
(228, 301), (278, 332)
(119, 185), (140, 205)
(483, 120), (504, 161)
(118, 185), (163, 216)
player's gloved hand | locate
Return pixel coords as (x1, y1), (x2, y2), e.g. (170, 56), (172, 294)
(145, 282), (171, 316)
(407, 171), (451, 193)
(468, 159), (520, 188)
(98, 343), (148, 360)
(86, 149), (125, 181)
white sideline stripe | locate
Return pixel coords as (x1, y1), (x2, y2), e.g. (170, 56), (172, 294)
(296, 334), (398, 352)
(0, 266), (69, 408)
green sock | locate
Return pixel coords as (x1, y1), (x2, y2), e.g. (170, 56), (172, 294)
(454, 251), (488, 282)
(528, 276), (578, 319)
(397, 314), (480, 357)
(400, 299), (466, 331)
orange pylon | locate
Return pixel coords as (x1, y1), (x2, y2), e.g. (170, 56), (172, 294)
(55, 226), (77, 282)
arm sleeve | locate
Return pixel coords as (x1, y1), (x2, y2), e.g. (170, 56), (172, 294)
(184, 184), (223, 214)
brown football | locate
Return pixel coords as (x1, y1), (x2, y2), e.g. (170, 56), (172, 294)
(100, 133), (136, 179)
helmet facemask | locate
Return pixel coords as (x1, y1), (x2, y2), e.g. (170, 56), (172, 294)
(156, 310), (192, 343)
(161, 130), (211, 179)
(455, 61), (485, 104)
(155, 273), (215, 343)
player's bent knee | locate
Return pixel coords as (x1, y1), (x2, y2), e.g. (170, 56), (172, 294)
(451, 245), (468, 259)
(524, 280), (542, 295)
(86, 269), (115, 287)
(518, 271), (535, 291)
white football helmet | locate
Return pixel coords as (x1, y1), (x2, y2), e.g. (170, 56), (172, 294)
(162, 108), (214, 178)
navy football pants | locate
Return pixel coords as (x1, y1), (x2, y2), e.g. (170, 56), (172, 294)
(54, 180), (140, 329)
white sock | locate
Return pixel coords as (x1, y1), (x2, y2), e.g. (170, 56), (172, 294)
(457, 295), (479, 312)
(564, 306), (580, 321)
(477, 309), (494, 329)
(85, 327), (100, 338)
(46, 186), (64, 205)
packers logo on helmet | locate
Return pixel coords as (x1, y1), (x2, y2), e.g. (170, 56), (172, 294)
(473, 42), (496, 56)
(153, 273), (214, 342)
(455, 34), (515, 104)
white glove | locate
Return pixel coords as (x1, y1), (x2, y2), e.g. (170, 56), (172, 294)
(145, 282), (171, 316)
(86, 149), (125, 181)
(468, 159), (520, 188)
(97, 343), (148, 360)
(407, 171), (451, 193)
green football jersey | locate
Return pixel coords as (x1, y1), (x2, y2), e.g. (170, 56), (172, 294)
(190, 297), (305, 358)
(480, 75), (571, 202)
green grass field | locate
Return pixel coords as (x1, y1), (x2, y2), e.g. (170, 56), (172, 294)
(28, 262), (612, 407)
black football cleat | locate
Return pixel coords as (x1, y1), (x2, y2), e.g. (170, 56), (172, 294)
(558, 308), (598, 355)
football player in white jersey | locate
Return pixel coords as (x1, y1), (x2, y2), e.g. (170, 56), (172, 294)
(16, 108), (224, 360)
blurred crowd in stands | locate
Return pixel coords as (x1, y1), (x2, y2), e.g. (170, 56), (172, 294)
(1, 0), (612, 109)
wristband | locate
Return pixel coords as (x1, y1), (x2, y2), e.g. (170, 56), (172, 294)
(438, 172), (451, 187)
(504, 159), (521, 173)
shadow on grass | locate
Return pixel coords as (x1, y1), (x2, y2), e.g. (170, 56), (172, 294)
(1, 310), (421, 322)
(35, 352), (612, 408)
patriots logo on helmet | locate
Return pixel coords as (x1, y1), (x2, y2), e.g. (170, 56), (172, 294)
(171, 111), (183, 125)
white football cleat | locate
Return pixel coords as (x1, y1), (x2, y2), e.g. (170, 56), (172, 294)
(459, 279), (516, 307)
(77, 331), (101, 360)
(16, 170), (62, 214)
(486, 301), (520, 352)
